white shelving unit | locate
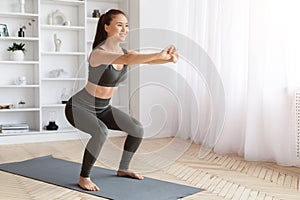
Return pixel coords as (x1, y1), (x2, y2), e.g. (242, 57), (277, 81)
(0, 0), (130, 143)
(39, 0), (87, 133)
(0, 0), (40, 136)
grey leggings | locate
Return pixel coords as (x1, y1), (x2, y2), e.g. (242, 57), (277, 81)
(64, 89), (144, 177)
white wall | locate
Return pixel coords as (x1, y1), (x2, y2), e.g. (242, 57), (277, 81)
(139, 0), (178, 30)
(137, 0), (179, 138)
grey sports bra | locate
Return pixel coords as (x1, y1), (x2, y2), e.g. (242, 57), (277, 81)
(88, 47), (128, 87)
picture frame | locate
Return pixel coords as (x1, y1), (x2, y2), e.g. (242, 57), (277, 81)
(0, 24), (9, 37)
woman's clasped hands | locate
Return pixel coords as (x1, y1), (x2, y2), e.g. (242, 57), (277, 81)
(160, 45), (179, 63)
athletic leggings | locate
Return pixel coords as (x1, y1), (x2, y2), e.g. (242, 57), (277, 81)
(64, 89), (144, 177)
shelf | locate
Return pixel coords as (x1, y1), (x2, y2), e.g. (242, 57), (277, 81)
(41, 52), (86, 56)
(0, 12), (38, 18)
(87, 17), (99, 23)
(42, 78), (86, 81)
(0, 37), (39, 41)
(0, 108), (40, 112)
(41, 25), (85, 31)
(0, 61), (39, 65)
(112, 105), (127, 109)
(88, 0), (124, 2)
(0, 130), (40, 136)
(0, 128), (78, 136)
(0, 85), (39, 88)
(41, 0), (85, 6)
(41, 128), (76, 134)
(41, 104), (66, 108)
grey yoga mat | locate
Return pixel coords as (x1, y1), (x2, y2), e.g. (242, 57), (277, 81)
(0, 155), (202, 200)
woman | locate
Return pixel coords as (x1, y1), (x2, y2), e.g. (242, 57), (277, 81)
(65, 9), (178, 191)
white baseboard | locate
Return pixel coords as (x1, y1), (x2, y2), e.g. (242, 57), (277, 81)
(0, 130), (126, 145)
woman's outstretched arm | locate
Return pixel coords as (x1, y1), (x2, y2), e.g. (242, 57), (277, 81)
(89, 46), (178, 67)
(129, 46), (179, 64)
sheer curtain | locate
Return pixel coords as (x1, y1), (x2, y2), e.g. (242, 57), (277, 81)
(174, 0), (300, 167)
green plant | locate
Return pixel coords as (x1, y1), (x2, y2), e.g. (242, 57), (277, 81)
(7, 42), (26, 53)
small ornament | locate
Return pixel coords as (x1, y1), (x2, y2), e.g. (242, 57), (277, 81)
(18, 100), (26, 108)
(45, 111), (59, 131)
(15, 76), (27, 85)
(54, 33), (62, 52)
(92, 9), (100, 18)
(48, 69), (67, 78)
(52, 10), (66, 25)
(61, 88), (70, 104)
(18, 28), (25, 37)
(46, 121), (59, 130)
(19, 0), (25, 13)
(48, 13), (53, 25)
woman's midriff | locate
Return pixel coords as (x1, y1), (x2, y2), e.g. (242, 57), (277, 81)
(85, 81), (116, 99)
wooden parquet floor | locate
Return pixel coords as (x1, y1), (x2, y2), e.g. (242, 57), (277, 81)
(0, 137), (299, 200)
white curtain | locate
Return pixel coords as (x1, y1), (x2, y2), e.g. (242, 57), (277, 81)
(173, 0), (300, 167)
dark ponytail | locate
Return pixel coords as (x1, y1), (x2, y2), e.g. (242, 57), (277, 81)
(92, 9), (127, 49)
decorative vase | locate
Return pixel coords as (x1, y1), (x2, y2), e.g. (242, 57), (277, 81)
(45, 111), (59, 131)
(54, 34), (62, 52)
(10, 50), (24, 61)
(18, 28), (25, 37)
(46, 121), (59, 130)
(48, 13), (53, 25)
(61, 88), (70, 104)
(92, 9), (100, 18)
(15, 76), (27, 85)
(19, 0), (25, 13)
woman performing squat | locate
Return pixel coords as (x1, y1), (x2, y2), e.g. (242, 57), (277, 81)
(65, 9), (178, 191)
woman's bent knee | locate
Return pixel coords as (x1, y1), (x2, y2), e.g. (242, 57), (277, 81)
(132, 120), (144, 139)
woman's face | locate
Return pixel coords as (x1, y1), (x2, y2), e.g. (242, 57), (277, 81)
(105, 14), (129, 41)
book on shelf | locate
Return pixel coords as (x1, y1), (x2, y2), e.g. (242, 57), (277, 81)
(0, 123), (29, 133)
(1, 129), (29, 133)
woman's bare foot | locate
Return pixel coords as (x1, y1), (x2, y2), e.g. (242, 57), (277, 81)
(117, 169), (144, 180)
(78, 176), (100, 191)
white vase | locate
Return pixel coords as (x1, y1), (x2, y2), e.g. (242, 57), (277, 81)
(10, 50), (24, 61)
(19, 0), (25, 13)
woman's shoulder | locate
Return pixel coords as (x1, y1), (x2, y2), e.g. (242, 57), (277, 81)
(126, 49), (139, 54)
(121, 47), (128, 54)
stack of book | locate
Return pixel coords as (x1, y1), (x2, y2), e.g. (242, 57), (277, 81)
(0, 123), (29, 133)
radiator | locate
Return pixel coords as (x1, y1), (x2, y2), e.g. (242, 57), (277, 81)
(296, 91), (300, 158)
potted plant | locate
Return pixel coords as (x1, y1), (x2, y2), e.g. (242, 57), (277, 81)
(7, 42), (26, 61)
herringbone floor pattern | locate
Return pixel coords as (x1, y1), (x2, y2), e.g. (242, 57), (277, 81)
(0, 137), (299, 200)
